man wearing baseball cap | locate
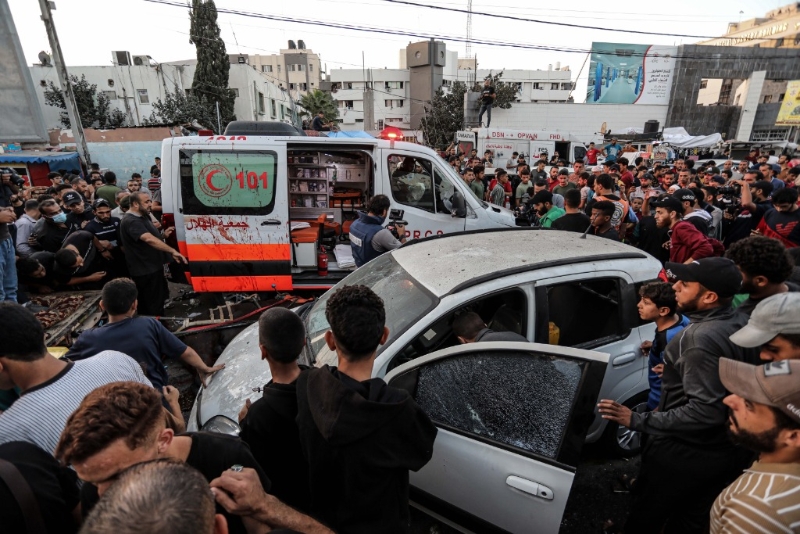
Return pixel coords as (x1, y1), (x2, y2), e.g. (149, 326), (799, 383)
(709, 358), (800, 533)
(673, 188), (712, 236)
(730, 292), (800, 362)
(599, 257), (759, 533)
(63, 191), (94, 228)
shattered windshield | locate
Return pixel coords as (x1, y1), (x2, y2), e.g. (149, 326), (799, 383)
(305, 254), (438, 367)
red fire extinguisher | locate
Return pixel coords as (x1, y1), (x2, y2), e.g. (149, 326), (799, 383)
(318, 249), (328, 276)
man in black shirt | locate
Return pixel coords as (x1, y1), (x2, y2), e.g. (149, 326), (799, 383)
(0, 441), (80, 534)
(311, 111), (330, 132)
(53, 230), (109, 287)
(296, 285), (437, 533)
(120, 192), (186, 316)
(590, 200), (621, 240)
(63, 191), (94, 228)
(84, 199), (126, 277)
(551, 189), (591, 233)
(56, 381), (326, 534)
(34, 199), (78, 253)
(477, 78), (496, 127)
(239, 307), (310, 512)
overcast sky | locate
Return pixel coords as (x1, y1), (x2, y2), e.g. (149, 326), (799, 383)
(8, 0), (786, 102)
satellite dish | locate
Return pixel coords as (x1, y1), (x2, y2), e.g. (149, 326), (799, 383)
(38, 51), (51, 66)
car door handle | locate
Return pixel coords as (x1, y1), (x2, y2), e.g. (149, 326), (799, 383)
(612, 352), (637, 367)
(505, 476), (554, 500)
(260, 219), (282, 226)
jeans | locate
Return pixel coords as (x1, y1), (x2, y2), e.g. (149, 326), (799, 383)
(0, 237), (17, 302)
(478, 103), (492, 127)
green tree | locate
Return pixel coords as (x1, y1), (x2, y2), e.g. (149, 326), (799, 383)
(189, 0), (235, 132)
(298, 89), (339, 123)
(421, 81), (467, 149)
(472, 71), (517, 110)
(148, 85), (216, 129)
(43, 74), (113, 128)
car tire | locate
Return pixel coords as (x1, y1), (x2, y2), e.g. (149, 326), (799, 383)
(602, 392), (650, 458)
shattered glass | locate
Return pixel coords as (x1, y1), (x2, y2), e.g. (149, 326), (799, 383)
(415, 351), (582, 459)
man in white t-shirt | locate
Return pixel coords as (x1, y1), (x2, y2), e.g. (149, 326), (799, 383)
(0, 302), (152, 454)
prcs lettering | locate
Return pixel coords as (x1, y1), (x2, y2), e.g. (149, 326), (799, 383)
(405, 229), (445, 239)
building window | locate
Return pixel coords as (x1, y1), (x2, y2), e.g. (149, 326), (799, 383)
(751, 129), (789, 142)
(309, 64), (313, 72)
(289, 83), (296, 90)
(258, 92), (265, 114)
(355, 118), (364, 123)
(136, 89), (149, 104)
(719, 80), (733, 105)
(779, 93), (785, 102)
(345, 100), (354, 108)
(280, 106), (285, 120)
(184, 88), (192, 97)
(277, 65), (281, 73)
(775, 38), (784, 47)
(533, 83), (542, 90)
(551, 83), (559, 90)
(271, 99), (277, 118)
(232, 88), (240, 97)
(385, 99), (393, 107)
(346, 82), (353, 89)
(384, 81), (404, 89)
(377, 119), (384, 129)
(561, 82), (572, 90)
(300, 83), (308, 91)
(699, 79), (708, 89)
(262, 65), (273, 73)
(298, 64), (305, 72)
(763, 95), (773, 104)
(396, 99), (404, 107)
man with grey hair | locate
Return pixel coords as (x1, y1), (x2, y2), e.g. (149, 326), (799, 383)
(80, 459), (221, 534)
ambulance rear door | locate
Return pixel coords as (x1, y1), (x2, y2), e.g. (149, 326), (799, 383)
(530, 141), (555, 161)
(175, 141), (291, 292)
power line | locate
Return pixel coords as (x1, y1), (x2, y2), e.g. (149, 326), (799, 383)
(379, 0), (777, 40)
(142, 0), (795, 60)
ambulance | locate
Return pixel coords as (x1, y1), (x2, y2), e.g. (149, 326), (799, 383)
(160, 127), (519, 293)
(457, 128), (601, 166)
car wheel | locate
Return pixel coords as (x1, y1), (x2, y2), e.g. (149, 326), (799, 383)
(603, 393), (649, 457)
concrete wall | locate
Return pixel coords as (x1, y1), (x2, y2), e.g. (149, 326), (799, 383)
(329, 69), (411, 130)
(697, 78), (724, 106)
(81, 141), (163, 178)
(666, 45), (800, 139)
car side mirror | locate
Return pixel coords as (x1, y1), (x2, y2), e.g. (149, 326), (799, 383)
(451, 190), (467, 218)
(201, 415), (241, 436)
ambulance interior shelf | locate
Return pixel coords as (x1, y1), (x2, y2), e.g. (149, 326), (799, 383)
(288, 150), (370, 222)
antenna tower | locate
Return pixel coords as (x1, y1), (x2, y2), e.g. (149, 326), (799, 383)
(465, 0), (473, 58)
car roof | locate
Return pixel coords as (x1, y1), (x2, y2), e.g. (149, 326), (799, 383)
(391, 229), (655, 297)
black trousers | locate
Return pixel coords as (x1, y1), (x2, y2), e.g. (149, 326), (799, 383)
(624, 436), (752, 534)
(132, 270), (169, 317)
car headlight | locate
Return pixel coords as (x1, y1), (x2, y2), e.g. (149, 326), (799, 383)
(201, 415), (241, 436)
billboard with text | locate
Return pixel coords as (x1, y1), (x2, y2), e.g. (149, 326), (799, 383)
(776, 80), (800, 126)
(586, 42), (677, 105)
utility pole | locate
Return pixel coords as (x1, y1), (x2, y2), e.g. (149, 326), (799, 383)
(38, 0), (91, 165)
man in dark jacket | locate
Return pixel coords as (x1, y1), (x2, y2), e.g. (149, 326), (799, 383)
(348, 195), (404, 268)
(239, 307), (310, 512)
(296, 285), (437, 534)
(599, 257), (759, 534)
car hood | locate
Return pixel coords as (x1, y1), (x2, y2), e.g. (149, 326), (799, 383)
(187, 322), (269, 431)
(483, 202), (517, 227)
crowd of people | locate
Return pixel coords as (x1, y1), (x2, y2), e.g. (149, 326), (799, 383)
(0, 283), (437, 534)
(2, 144), (800, 534)
(446, 145), (800, 261)
(0, 157), (184, 315)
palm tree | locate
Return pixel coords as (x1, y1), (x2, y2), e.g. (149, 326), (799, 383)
(298, 89), (339, 123)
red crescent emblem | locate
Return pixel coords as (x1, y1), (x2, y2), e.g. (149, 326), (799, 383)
(206, 169), (223, 192)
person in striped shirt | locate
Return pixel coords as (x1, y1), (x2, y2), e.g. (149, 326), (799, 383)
(711, 358), (800, 533)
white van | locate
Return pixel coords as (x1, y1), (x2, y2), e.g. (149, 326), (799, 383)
(457, 128), (599, 167)
(160, 132), (519, 293)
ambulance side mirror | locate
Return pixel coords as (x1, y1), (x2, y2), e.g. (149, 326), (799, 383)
(451, 191), (467, 218)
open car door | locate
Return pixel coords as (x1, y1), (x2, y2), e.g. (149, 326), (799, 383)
(385, 341), (609, 534)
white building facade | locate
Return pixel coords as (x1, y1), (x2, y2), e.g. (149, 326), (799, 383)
(328, 68), (411, 131)
(242, 41), (323, 101)
(29, 54), (292, 130)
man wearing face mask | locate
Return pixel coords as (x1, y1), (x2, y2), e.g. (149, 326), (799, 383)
(349, 195), (405, 268)
(32, 199), (79, 253)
